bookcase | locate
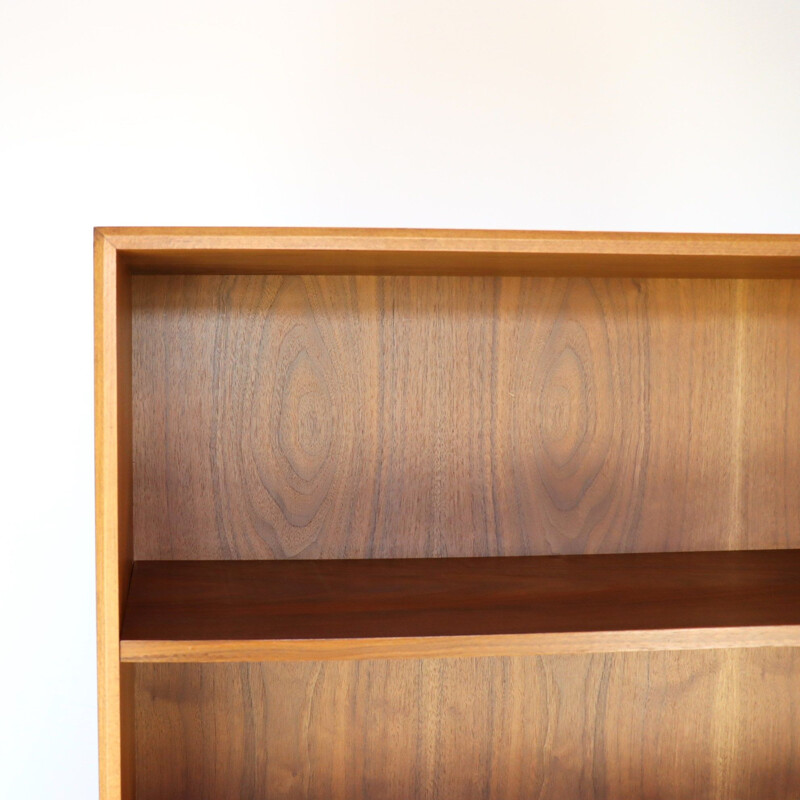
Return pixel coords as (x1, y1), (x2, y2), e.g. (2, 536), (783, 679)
(95, 228), (800, 799)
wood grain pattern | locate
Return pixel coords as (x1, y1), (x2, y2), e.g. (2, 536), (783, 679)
(134, 649), (800, 799)
(740, 280), (800, 547)
(133, 275), (800, 559)
(99, 227), (800, 277)
(122, 627), (800, 663)
(99, 229), (800, 798)
(94, 230), (134, 800)
(119, 551), (800, 661)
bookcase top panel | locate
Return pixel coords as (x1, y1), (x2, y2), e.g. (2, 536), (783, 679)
(97, 227), (800, 277)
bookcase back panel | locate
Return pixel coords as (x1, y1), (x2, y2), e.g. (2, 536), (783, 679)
(134, 649), (800, 800)
(132, 274), (800, 559)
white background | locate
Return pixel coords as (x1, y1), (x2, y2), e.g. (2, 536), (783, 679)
(1, 1), (799, 796)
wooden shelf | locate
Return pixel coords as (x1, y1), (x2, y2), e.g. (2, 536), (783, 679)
(97, 230), (800, 798)
(120, 549), (800, 662)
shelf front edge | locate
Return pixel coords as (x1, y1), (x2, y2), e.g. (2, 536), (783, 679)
(120, 625), (800, 663)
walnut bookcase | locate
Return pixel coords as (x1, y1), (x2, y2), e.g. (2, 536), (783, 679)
(95, 228), (800, 799)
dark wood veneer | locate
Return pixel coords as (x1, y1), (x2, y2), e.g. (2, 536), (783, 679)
(121, 551), (800, 661)
(133, 275), (800, 560)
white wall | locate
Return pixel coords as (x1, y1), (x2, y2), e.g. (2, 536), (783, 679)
(1, 1), (798, 796)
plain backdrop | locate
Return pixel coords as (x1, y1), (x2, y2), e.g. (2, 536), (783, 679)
(1, 1), (799, 796)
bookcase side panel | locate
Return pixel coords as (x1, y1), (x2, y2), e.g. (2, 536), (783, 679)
(95, 232), (135, 800)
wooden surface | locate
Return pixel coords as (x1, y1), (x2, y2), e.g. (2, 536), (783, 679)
(123, 627), (800, 662)
(134, 648), (800, 799)
(132, 274), (800, 560)
(98, 227), (800, 277)
(94, 231), (135, 800)
(120, 551), (800, 662)
(99, 228), (800, 798)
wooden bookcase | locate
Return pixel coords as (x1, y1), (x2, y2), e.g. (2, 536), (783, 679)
(95, 228), (800, 799)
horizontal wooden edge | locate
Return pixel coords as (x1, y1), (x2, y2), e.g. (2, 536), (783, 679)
(120, 626), (800, 663)
(96, 227), (800, 258)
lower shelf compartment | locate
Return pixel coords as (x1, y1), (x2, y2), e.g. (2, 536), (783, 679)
(134, 650), (800, 800)
(120, 549), (800, 662)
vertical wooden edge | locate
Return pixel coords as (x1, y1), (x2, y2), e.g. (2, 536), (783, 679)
(95, 230), (134, 800)
(117, 243), (135, 800)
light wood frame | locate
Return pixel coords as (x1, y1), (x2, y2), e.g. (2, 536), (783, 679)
(96, 227), (800, 800)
